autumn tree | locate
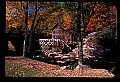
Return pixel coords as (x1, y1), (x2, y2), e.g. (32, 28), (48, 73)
(6, 1), (117, 59)
(72, 1), (97, 69)
(85, 2), (117, 33)
(6, 1), (50, 56)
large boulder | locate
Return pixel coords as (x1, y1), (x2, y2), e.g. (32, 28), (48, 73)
(83, 32), (104, 59)
(71, 32), (105, 61)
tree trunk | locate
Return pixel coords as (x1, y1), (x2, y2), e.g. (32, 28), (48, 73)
(76, 2), (97, 69)
(23, 1), (28, 57)
(34, 15), (41, 31)
(27, 1), (38, 55)
(76, 42), (83, 69)
(76, 1), (83, 69)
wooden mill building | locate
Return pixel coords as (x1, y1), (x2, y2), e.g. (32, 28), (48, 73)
(51, 23), (73, 44)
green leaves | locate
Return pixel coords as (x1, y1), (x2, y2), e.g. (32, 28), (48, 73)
(59, 2), (65, 7)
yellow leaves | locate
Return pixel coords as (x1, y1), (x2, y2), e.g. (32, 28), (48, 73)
(6, 17), (11, 21)
(53, 5), (56, 9)
(6, 8), (11, 14)
(8, 23), (19, 28)
(6, 4), (13, 15)
(17, 1), (21, 5)
(6, 1), (11, 5)
(52, 12), (61, 15)
(48, 23), (51, 26)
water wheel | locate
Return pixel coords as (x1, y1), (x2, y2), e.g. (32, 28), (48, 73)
(59, 41), (64, 49)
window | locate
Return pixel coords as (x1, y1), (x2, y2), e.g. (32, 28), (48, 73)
(55, 29), (62, 33)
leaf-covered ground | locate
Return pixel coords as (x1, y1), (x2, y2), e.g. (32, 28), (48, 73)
(5, 56), (115, 78)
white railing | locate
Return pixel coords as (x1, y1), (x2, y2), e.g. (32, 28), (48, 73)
(39, 39), (61, 46)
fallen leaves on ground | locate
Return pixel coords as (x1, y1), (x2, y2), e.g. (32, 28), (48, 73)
(5, 56), (114, 78)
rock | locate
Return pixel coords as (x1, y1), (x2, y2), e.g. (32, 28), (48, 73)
(48, 53), (57, 57)
(54, 55), (61, 58)
(72, 48), (79, 58)
(60, 66), (67, 70)
(8, 41), (16, 51)
(83, 32), (104, 59)
(75, 65), (83, 70)
(60, 65), (72, 70)
(56, 61), (67, 66)
(75, 65), (91, 70)
(61, 55), (70, 59)
(56, 61), (66, 64)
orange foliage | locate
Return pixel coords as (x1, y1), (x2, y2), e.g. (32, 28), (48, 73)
(86, 2), (116, 32)
(85, 27), (95, 32)
(39, 10), (46, 15)
(63, 15), (72, 30)
(27, 21), (32, 29)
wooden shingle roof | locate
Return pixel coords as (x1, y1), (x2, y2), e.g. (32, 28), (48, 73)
(52, 23), (65, 31)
